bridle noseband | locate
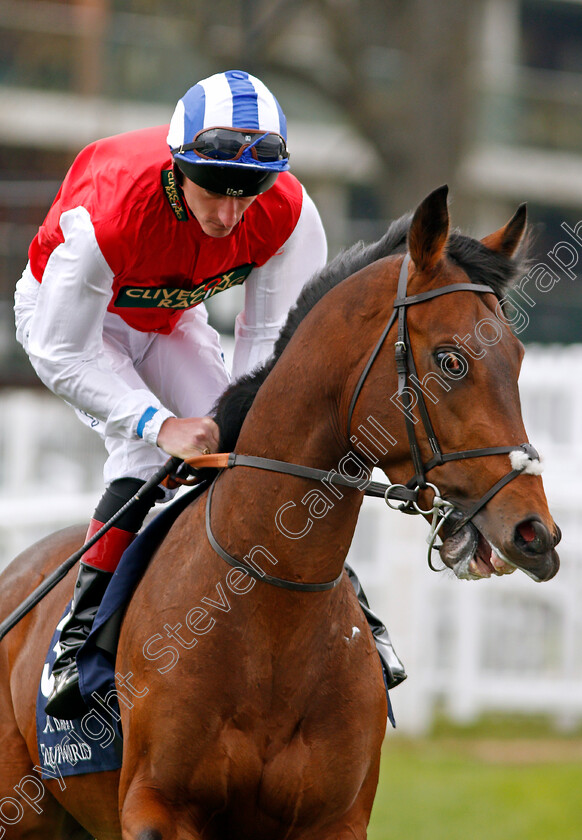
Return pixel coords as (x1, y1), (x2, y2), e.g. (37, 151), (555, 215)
(205, 253), (542, 589)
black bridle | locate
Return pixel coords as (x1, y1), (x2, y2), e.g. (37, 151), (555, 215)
(347, 255), (541, 538)
(206, 253), (541, 589)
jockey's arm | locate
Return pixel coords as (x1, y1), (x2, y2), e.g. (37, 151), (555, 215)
(231, 187), (328, 380)
(14, 207), (176, 448)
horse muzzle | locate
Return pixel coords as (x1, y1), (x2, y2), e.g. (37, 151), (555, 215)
(508, 516), (561, 581)
(438, 512), (561, 582)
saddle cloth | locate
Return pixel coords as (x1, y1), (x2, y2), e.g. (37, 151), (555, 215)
(36, 481), (208, 778)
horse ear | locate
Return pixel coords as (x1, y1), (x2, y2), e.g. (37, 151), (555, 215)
(481, 203), (527, 257)
(408, 185), (450, 271)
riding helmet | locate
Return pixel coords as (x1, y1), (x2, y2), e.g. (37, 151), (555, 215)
(167, 70), (290, 197)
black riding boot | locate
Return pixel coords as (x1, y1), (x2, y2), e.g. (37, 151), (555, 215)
(44, 563), (113, 719)
(345, 563), (407, 689)
(44, 477), (163, 720)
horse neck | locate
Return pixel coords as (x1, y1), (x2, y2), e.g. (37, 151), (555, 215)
(212, 318), (366, 586)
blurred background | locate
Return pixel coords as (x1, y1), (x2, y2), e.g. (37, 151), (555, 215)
(0, 1), (581, 836)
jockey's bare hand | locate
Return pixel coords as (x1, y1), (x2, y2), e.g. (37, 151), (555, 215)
(157, 416), (220, 460)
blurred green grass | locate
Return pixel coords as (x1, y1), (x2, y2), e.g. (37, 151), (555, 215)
(369, 716), (582, 840)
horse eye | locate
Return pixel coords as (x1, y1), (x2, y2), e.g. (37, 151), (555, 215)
(435, 349), (463, 374)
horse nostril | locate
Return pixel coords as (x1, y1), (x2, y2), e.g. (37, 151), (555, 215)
(514, 519), (552, 555)
(553, 523), (562, 547)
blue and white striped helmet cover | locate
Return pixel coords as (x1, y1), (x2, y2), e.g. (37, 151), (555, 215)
(167, 70), (289, 172)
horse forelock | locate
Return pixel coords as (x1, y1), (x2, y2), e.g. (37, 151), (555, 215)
(213, 214), (530, 451)
(446, 228), (531, 300)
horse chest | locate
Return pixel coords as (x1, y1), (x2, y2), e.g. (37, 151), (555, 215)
(185, 717), (374, 831)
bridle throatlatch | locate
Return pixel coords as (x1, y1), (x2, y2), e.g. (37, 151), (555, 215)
(196, 253), (543, 589)
(346, 253), (543, 569)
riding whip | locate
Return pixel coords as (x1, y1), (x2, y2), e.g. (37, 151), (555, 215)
(0, 456), (183, 642)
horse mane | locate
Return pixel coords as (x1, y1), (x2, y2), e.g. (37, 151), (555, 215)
(213, 212), (530, 451)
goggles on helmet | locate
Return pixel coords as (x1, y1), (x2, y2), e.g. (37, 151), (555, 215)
(171, 127), (289, 164)
(173, 157), (279, 197)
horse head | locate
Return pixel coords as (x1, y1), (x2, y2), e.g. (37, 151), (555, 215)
(346, 185), (560, 583)
(214, 185), (559, 586)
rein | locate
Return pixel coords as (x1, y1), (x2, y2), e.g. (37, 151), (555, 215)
(205, 481), (344, 592)
(198, 254), (541, 590)
(198, 452), (417, 594)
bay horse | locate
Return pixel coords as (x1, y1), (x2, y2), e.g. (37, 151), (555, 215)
(0, 186), (560, 839)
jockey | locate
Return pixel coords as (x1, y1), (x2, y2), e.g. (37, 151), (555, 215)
(15, 69), (405, 720)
